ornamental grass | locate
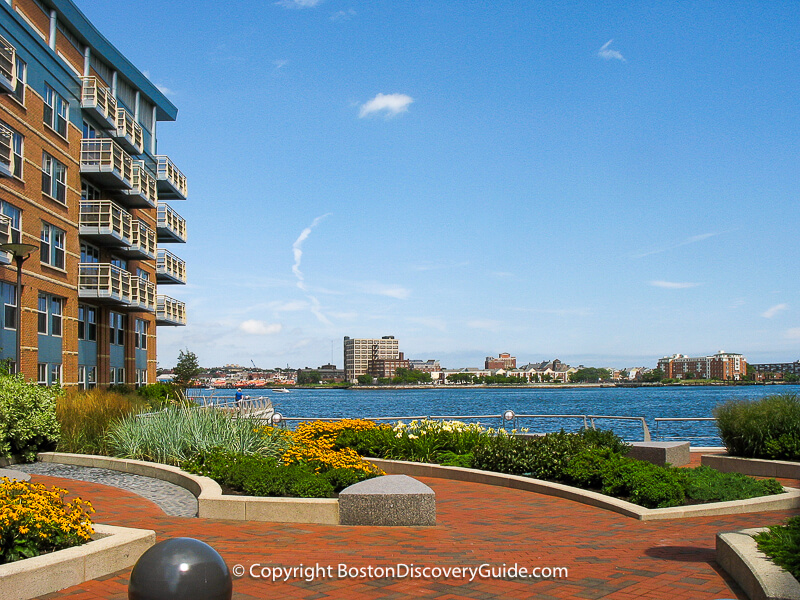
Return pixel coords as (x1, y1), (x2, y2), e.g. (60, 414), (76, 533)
(0, 478), (94, 564)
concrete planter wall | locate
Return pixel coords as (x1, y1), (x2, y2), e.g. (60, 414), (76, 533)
(701, 454), (800, 480)
(0, 524), (155, 600)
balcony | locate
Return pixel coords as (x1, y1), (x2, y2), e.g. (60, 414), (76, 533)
(78, 263), (131, 305)
(0, 123), (12, 178)
(0, 35), (16, 94)
(156, 248), (186, 284)
(155, 156), (187, 200)
(121, 160), (157, 208)
(80, 77), (116, 129)
(130, 276), (156, 312)
(156, 295), (186, 326)
(0, 214), (11, 265)
(121, 220), (156, 260)
(79, 200), (132, 247)
(113, 108), (143, 155)
(156, 203), (186, 243)
(80, 138), (133, 189)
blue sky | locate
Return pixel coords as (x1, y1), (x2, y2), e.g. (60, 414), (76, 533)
(79, 0), (799, 370)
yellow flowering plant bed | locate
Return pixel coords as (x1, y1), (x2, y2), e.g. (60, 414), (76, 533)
(0, 478), (94, 564)
(282, 420), (385, 476)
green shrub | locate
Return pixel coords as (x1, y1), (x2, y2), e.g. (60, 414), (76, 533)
(472, 434), (534, 475)
(600, 457), (685, 508)
(753, 516), (800, 580)
(135, 383), (184, 410)
(714, 394), (800, 460)
(56, 388), (148, 455)
(677, 466), (784, 502)
(0, 374), (60, 461)
(437, 451), (473, 468)
(563, 447), (617, 489)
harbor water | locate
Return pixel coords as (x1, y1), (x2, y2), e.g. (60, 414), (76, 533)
(189, 384), (800, 444)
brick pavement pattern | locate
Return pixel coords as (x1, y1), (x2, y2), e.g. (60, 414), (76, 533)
(29, 456), (800, 600)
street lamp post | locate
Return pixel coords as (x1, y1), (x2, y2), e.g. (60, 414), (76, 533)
(0, 243), (38, 374)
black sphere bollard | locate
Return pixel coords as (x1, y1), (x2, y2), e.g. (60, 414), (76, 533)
(129, 537), (232, 600)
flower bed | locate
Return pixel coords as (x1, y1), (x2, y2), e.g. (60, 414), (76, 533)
(0, 477), (94, 564)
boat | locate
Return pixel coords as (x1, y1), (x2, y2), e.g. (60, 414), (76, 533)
(271, 388), (290, 393)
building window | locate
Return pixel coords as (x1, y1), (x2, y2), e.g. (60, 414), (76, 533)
(109, 311), (124, 346)
(12, 56), (25, 104)
(77, 365), (97, 390)
(136, 268), (150, 281)
(136, 368), (147, 388)
(0, 201), (21, 243)
(37, 362), (63, 386)
(110, 366), (125, 385)
(37, 363), (47, 385)
(1, 282), (15, 330)
(50, 297), (63, 337)
(81, 180), (101, 200)
(43, 85), (68, 137)
(134, 319), (148, 349)
(78, 304), (97, 341)
(1, 122), (24, 179)
(40, 222), (65, 269)
(110, 256), (127, 270)
(37, 294), (47, 333)
(80, 243), (99, 263)
(42, 153), (66, 203)
(50, 364), (61, 385)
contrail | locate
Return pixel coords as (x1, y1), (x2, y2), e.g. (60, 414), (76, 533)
(291, 213), (332, 324)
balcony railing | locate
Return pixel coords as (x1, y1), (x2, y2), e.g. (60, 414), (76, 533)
(123, 220), (156, 259)
(122, 160), (157, 208)
(80, 77), (116, 128)
(80, 138), (133, 189)
(130, 277), (156, 312)
(79, 200), (132, 247)
(156, 295), (186, 326)
(78, 263), (131, 305)
(0, 123), (12, 178)
(114, 107), (143, 155)
(156, 248), (186, 284)
(156, 203), (187, 243)
(0, 35), (16, 94)
(0, 214), (11, 265)
(155, 156), (187, 200)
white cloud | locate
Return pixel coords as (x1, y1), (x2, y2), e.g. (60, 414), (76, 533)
(598, 39), (625, 62)
(156, 84), (176, 97)
(239, 320), (282, 335)
(762, 304), (789, 319)
(273, 59), (288, 71)
(276, 0), (321, 8)
(786, 328), (800, 340)
(359, 93), (414, 118)
(356, 282), (411, 299)
(650, 281), (701, 289)
(331, 9), (356, 21)
(633, 232), (720, 259)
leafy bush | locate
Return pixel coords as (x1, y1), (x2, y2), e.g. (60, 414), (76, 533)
(437, 451), (473, 468)
(714, 394), (800, 460)
(754, 516), (800, 580)
(108, 406), (291, 465)
(0, 374), (60, 461)
(57, 388), (148, 455)
(0, 478), (94, 564)
(600, 457), (685, 508)
(183, 449), (358, 498)
(676, 466), (784, 502)
(135, 383), (185, 410)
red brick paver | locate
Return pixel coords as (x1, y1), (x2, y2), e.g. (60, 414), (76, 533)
(31, 472), (799, 600)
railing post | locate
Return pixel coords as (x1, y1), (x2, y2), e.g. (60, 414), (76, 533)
(641, 418), (651, 442)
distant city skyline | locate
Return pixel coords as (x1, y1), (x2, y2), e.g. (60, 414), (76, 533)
(78, 0), (800, 370)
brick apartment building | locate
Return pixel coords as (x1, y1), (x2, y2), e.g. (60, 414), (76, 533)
(657, 351), (747, 381)
(485, 352), (516, 370)
(0, 0), (187, 387)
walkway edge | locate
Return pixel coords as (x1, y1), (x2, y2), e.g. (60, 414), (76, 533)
(0, 524), (155, 600)
(368, 458), (800, 521)
(717, 528), (800, 600)
(35, 453), (339, 525)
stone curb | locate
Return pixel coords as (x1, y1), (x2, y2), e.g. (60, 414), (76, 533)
(36, 453), (339, 525)
(701, 454), (800, 480)
(0, 524), (155, 600)
(367, 458), (800, 521)
(717, 528), (800, 600)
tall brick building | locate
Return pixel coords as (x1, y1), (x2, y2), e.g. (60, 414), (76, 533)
(657, 351), (746, 381)
(0, 0), (186, 387)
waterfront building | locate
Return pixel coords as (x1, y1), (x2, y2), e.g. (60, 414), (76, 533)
(409, 359), (441, 372)
(518, 359), (576, 383)
(343, 335), (399, 382)
(0, 0), (187, 387)
(750, 360), (800, 378)
(368, 352), (411, 379)
(485, 352), (516, 370)
(657, 352), (746, 381)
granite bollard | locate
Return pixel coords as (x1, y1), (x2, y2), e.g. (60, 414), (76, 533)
(339, 475), (436, 526)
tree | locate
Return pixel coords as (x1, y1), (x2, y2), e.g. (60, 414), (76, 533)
(642, 368), (664, 383)
(357, 374), (374, 385)
(173, 349), (201, 386)
(569, 368), (612, 383)
(297, 370), (321, 385)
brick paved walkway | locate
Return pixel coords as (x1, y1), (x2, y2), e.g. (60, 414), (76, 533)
(31, 463), (800, 600)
